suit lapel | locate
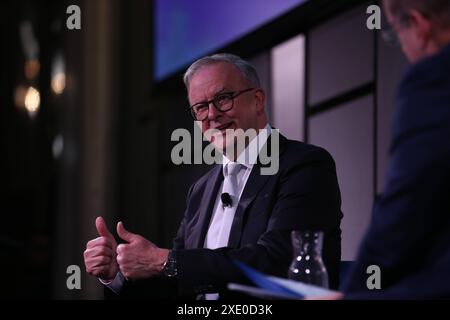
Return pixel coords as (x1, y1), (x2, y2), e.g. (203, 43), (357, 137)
(191, 165), (224, 248)
(227, 163), (271, 248)
(227, 132), (288, 247)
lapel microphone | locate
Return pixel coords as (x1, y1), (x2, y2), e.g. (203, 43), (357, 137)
(221, 193), (233, 208)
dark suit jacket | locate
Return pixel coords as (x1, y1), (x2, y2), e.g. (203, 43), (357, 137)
(170, 133), (342, 297)
(343, 44), (450, 299)
(118, 133), (343, 299)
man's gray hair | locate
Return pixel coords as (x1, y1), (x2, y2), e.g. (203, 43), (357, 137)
(183, 53), (261, 91)
(385, 0), (450, 27)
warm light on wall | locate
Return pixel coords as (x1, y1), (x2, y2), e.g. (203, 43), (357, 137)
(24, 86), (41, 117)
(51, 53), (66, 95)
(51, 72), (66, 95)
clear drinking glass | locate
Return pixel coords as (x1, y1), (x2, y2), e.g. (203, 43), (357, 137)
(287, 230), (329, 288)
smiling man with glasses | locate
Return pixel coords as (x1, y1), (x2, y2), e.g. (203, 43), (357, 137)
(187, 85), (259, 158)
(84, 53), (343, 299)
(185, 56), (268, 159)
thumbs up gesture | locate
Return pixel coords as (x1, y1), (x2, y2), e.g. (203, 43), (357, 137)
(116, 222), (169, 280)
(83, 217), (119, 281)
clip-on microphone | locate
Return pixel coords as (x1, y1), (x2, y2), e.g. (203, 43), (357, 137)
(221, 192), (233, 208)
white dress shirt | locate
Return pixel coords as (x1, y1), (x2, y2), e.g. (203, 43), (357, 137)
(203, 125), (271, 299)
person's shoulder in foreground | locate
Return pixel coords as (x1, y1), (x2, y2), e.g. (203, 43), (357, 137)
(339, 0), (450, 300)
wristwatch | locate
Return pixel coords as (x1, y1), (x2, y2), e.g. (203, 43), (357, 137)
(162, 250), (178, 278)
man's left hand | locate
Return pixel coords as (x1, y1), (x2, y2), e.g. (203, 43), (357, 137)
(115, 221), (169, 280)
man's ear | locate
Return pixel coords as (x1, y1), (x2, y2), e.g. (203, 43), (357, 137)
(409, 9), (432, 45)
(254, 88), (266, 114)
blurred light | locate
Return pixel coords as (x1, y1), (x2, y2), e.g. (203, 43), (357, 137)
(52, 134), (64, 159)
(51, 72), (66, 95)
(24, 86), (40, 117)
(25, 58), (40, 80)
(51, 53), (66, 95)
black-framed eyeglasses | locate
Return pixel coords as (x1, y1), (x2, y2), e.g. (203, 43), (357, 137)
(187, 87), (255, 121)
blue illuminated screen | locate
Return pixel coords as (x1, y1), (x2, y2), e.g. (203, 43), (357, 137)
(155, 0), (308, 81)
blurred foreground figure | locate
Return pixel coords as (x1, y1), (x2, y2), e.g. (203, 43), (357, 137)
(340, 0), (450, 299)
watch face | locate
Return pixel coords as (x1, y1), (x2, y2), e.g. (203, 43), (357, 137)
(164, 252), (177, 277)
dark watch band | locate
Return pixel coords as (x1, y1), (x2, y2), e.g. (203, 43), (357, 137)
(162, 250), (178, 278)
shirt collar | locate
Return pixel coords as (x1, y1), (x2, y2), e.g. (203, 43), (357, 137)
(222, 124), (272, 170)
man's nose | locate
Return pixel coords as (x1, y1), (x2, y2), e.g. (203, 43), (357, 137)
(207, 102), (222, 121)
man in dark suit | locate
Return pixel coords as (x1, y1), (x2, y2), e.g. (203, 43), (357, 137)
(333, 0), (450, 299)
(84, 54), (343, 298)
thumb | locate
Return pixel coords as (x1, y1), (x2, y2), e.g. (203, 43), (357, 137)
(117, 221), (136, 243)
(95, 216), (113, 239)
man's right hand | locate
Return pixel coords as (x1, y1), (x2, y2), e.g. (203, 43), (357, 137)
(84, 216), (119, 281)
